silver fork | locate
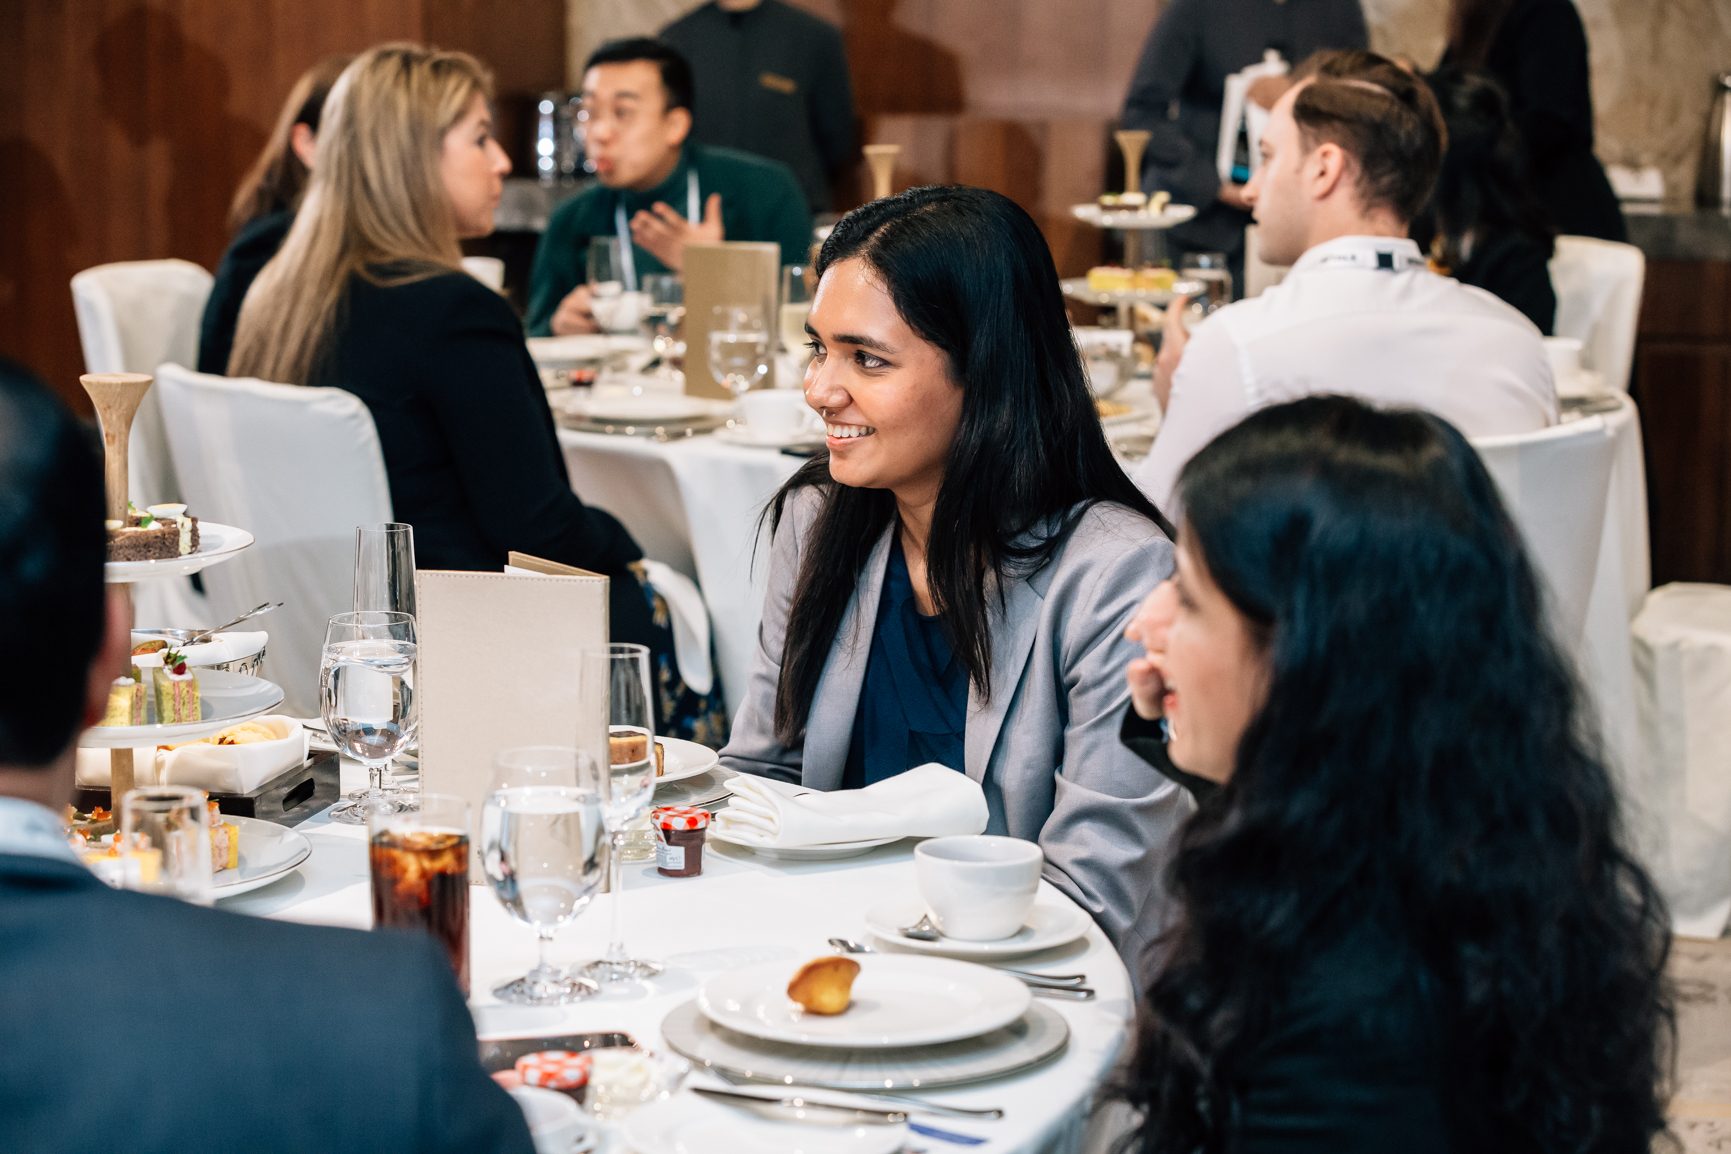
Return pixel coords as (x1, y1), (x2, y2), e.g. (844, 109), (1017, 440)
(709, 1064), (1005, 1120)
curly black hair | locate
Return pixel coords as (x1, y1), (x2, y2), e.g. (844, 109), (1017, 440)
(1120, 397), (1673, 1152)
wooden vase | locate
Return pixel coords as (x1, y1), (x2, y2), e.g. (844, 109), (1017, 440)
(80, 373), (152, 521)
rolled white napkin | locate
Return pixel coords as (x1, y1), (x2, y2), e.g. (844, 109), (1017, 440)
(713, 764), (988, 848)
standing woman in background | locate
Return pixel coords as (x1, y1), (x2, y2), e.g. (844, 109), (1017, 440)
(1418, 66), (1557, 334)
(198, 55), (350, 375)
(1442, 0), (1625, 242)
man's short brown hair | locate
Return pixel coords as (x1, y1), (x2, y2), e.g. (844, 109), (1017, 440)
(1290, 50), (1447, 224)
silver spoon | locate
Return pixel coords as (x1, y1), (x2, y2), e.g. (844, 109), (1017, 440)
(827, 938), (1089, 988)
(186, 601), (282, 646)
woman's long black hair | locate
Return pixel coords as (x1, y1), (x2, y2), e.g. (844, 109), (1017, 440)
(768, 184), (1168, 745)
(1123, 397), (1672, 1152)
(1416, 66), (1554, 271)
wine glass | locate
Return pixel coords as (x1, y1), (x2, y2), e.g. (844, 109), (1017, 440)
(482, 747), (606, 1005)
(580, 643), (664, 983)
(642, 274), (686, 385)
(117, 785), (214, 903)
(708, 306), (771, 426)
(321, 611), (418, 825)
(780, 265), (814, 355)
(1178, 251), (1233, 323)
(588, 236), (630, 332)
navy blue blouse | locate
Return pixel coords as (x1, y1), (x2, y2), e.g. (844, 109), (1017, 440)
(842, 536), (969, 788)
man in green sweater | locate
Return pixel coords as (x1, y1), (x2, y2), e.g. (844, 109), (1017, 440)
(527, 38), (813, 336)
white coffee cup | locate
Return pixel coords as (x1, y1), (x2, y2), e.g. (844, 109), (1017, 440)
(915, 835), (1043, 941)
(1543, 336), (1583, 381)
(592, 288), (649, 333)
(735, 388), (817, 438)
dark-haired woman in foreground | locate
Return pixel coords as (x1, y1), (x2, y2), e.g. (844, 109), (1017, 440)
(719, 185), (1191, 968)
(1117, 395), (1672, 1152)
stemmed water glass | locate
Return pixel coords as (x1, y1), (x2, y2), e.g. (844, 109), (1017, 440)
(321, 611), (418, 825)
(352, 523), (419, 800)
(580, 643), (664, 983)
(642, 274), (685, 385)
(481, 747), (607, 1005)
(707, 305), (771, 406)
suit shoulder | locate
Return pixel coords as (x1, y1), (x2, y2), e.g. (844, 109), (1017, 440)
(1045, 501), (1173, 588)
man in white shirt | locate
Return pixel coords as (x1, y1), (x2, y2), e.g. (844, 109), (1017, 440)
(0, 365), (533, 1154)
(1134, 50), (1557, 516)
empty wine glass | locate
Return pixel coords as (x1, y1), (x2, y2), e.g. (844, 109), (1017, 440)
(580, 644), (664, 983)
(780, 265), (814, 355)
(353, 523), (416, 617)
(482, 747), (606, 1005)
(707, 305), (770, 406)
(321, 611), (418, 825)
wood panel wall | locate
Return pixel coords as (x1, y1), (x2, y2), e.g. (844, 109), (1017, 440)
(0, 0), (563, 413)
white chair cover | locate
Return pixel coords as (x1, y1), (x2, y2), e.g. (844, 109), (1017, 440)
(1630, 584), (1731, 937)
(71, 259), (215, 630)
(153, 363), (393, 716)
(1471, 414), (1616, 652)
(1548, 236), (1644, 395)
(461, 256), (506, 292)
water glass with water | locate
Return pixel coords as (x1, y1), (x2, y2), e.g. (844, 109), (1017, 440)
(707, 305), (771, 400)
(322, 611), (418, 825)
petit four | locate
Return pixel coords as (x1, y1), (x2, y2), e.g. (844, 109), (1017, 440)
(106, 501), (201, 562)
(101, 672), (146, 726)
(786, 955), (861, 1015)
(152, 649), (200, 725)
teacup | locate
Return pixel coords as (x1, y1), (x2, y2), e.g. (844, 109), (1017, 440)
(735, 388), (817, 439)
(591, 288), (649, 334)
(1543, 336), (1583, 382)
(915, 835), (1043, 941)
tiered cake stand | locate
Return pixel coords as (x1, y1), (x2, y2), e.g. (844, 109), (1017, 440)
(1063, 130), (1200, 329)
(78, 374), (283, 802)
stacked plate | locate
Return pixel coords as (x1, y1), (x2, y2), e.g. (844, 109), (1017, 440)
(660, 954), (1071, 1091)
(653, 738), (733, 809)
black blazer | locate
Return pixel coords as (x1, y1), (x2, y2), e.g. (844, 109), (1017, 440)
(1119, 708), (1453, 1153)
(197, 209), (293, 376)
(1456, 228), (1556, 335)
(0, 852), (534, 1154)
(311, 266), (655, 647)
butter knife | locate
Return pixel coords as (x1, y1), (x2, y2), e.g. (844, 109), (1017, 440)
(693, 1085), (908, 1124)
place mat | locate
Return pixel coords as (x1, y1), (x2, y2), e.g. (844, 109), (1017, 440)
(659, 998), (1069, 1090)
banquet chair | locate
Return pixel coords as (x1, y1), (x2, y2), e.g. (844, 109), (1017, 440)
(71, 259), (215, 628)
(154, 363), (392, 716)
(1470, 414), (1616, 653)
(461, 255), (506, 292)
(1548, 236), (1644, 394)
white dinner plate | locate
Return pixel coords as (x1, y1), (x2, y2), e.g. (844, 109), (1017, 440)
(1069, 201), (1198, 230)
(712, 425), (824, 450)
(656, 737), (720, 786)
(211, 815), (313, 899)
(864, 895), (1091, 959)
(569, 394), (732, 424)
(698, 955), (1030, 1049)
(708, 829), (903, 861)
(105, 522), (254, 584)
(78, 670), (285, 749)
(526, 333), (648, 366)
(624, 1092), (905, 1154)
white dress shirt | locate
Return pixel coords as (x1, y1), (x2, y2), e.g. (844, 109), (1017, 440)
(1133, 235), (1559, 514)
(0, 795), (82, 865)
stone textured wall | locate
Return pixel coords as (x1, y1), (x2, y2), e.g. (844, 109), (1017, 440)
(568, 0), (1731, 205)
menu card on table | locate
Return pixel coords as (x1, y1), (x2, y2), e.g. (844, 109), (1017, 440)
(415, 553), (608, 877)
(682, 240), (781, 399)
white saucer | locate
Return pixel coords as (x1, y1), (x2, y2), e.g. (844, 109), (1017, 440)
(698, 955), (1029, 1049)
(576, 394), (730, 424)
(625, 1092), (905, 1154)
(863, 896), (1090, 959)
(656, 737), (720, 785)
(526, 333), (647, 367)
(212, 816), (313, 899)
(713, 424), (823, 450)
(709, 829), (902, 860)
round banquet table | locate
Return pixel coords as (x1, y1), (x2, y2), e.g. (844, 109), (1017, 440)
(556, 424), (802, 718)
(222, 768), (1139, 1154)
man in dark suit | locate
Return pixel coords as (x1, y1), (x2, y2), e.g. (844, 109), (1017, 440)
(0, 364), (534, 1154)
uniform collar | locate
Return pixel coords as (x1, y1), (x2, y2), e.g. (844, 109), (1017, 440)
(1291, 234), (1426, 275)
(0, 795), (83, 867)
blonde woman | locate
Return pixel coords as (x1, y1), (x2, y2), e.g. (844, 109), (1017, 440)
(198, 54), (349, 374)
(232, 43), (725, 738)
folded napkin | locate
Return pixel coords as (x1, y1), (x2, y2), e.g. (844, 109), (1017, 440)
(76, 715), (308, 794)
(713, 764), (987, 848)
(640, 559), (714, 696)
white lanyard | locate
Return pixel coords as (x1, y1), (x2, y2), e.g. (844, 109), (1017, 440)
(613, 169), (701, 291)
(1309, 244), (1426, 273)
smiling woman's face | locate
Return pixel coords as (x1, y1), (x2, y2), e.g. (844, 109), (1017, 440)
(802, 257), (963, 506)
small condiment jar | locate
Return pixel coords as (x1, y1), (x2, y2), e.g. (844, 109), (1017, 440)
(514, 1050), (591, 1105)
(652, 805), (710, 877)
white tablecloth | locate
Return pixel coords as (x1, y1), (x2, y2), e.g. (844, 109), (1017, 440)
(223, 769), (1136, 1154)
(558, 426), (802, 716)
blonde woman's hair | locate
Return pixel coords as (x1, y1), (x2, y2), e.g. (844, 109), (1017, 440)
(228, 54), (351, 232)
(229, 43), (493, 383)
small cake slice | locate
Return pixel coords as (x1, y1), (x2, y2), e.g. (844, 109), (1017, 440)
(207, 801), (240, 873)
(106, 503), (201, 563)
(101, 672), (146, 726)
(787, 955), (861, 1015)
(1086, 265), (1134, 293)
(153, 649), (200, 725)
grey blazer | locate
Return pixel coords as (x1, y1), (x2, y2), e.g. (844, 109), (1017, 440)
(720, 489), (1193, 972)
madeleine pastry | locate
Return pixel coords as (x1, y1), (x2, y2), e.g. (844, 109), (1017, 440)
(786, 955), (861, 1015)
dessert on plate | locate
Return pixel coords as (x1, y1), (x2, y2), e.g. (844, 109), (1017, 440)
(106, 502), (201, 563)
(152, 649), (200, 725)
(100, 671), (146, 726)
(786, 955), (861, 1015)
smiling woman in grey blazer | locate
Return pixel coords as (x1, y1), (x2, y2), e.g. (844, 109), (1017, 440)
(719, 185), (1192, 971)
